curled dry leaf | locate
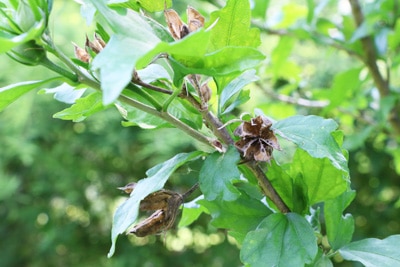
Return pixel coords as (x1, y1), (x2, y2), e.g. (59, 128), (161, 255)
(164, 6), (204, 40)
(234, 115), (281, 162)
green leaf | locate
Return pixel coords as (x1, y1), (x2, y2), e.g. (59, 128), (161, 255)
(219, 69), (258, 114)
(289, 149), (349, 204)
(138, 29), (265, 85)
(39, 83), (86, 104)
(251, 0), (270, 19)
(266, 160), (295, 211)
(208, 0), (261, 50)
(0, 78), (61, 112)
(306, 248), (333, 267)
(108, 151), (203, 258)
(53, 92), (106, 122)
(88, 0), (160, 104)
(199, 188), (271, 244)
(241, 213), (318, 267)
(136, 0), (172, 12)
(339, 235), (400, 267)
(178, 196), (207, 228)
(199, 146), (241, 201)
(325, 191), (355, 250)
(324, 68), (362, 112)
(272, 115), (348, 172)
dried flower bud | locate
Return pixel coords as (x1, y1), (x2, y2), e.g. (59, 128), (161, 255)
(234, 115), (281, 162)
(73, 43), (90, 63)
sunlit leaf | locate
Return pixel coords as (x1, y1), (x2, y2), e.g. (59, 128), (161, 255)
(339, 235), (400, 267)
(289, 149), (349, 204)
(0, 78), (61, 111)
(53, 92), (106, 122)
(39, 83), (86, 104)
(208, 0), (261, 50)
(272, 115), (348, 172)
(219, 69), (258, 114)
(88, 0), (160, 104)
(108, 151), (203, 258)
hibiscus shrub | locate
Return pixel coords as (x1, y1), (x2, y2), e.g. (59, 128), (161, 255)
(1, 0), (400, 266)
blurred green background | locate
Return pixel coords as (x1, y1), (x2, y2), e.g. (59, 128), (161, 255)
(1, 1), (399, 266)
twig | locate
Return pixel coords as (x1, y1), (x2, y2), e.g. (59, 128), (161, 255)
(132, 77), (174, 95)
(181, 183), (199, 200)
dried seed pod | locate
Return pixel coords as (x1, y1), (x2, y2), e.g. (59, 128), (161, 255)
(73, 43), (90, 63)
(234, 115), (281, 162)
(130, 192), (183, 237)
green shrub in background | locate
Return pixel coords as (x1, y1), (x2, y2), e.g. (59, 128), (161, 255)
(1, 0), (400, 266)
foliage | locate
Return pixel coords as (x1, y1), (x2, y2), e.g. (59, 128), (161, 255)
(1, 0), (400, 266)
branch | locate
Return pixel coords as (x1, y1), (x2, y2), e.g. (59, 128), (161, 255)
(252, 20), (363, 60)
(246, 161), (290, 213)
(349, 0), (389, 96)
(180, 83), (290, 213)
(349, 0), (400, 134)
(255, 82), (329, 108)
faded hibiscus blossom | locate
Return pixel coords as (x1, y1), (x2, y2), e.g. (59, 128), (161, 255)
(234, 115), (281, 162)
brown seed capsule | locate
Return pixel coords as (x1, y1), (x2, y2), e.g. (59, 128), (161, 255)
(234, 115), (281, 162)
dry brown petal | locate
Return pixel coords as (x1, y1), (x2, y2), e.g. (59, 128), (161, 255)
(187, 6), (204, 32)
(164, 9), (188, 40)
(73, 43), (90, 63)
(94, 33), (106, 48)
(85, 35), (103, 54)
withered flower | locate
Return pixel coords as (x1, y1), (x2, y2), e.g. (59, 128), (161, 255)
(234, 115), (281, 162)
